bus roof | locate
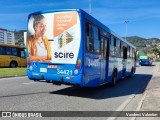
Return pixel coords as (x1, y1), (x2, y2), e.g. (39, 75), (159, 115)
(28, 9), (136, 49)
(28, 9), (80, 18)
(0, 43), (25, 48)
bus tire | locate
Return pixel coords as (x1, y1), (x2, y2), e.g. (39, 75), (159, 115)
(111, 70), (117, 86)
(129, 67), (134, 77)
(131, 67), (134, 74)
(46, 80), (52, 83)
(10, 61), (18, 68)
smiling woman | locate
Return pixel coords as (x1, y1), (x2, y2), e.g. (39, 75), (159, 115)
(27, 14), (51, 61)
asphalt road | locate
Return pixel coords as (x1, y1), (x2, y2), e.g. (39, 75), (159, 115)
(0, 63), (158, 120)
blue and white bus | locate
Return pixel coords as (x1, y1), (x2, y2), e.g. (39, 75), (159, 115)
(26, 9), (136, 87)
(139, 56), (152, 66)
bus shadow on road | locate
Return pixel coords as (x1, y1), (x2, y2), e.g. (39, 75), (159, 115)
(50, 74), (152, 99)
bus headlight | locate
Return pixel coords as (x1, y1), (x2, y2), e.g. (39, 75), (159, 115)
(74, 69), (78, 75)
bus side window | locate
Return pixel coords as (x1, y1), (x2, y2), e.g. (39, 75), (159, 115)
(100, 37), (104, 58)
(123, 46), (127, 59)
(17, 48), (25, 58)
(86, 22), (94, 52)
(0, 46), (5, 55)
(134, 49), (136, 61)
(121, 41), (123, 57)
(110, 36), (114, 56)
(21, 51), (25, 58)
(127, 46), (130, 58)
(120, 40), (122, 58)
(100, 36), (108, 59)
(130, 47), (133, 59)
(6, 47), (12, 55)
(115, 39), (121, 57)
(12, 48), (17, 56)
(92, 25), (100, 53)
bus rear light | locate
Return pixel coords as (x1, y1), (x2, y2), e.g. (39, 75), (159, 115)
(77, 59), (81, 64)
(28, 61), (31, 66)
(76, 64), (80, 69)
(76, 59), (81, 69)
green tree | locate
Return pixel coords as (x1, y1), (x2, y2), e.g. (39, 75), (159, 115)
(152, 47), (160, 58)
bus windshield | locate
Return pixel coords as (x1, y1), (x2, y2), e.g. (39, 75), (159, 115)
(139, 56), (148, 59)
(27, 11), (81, 64)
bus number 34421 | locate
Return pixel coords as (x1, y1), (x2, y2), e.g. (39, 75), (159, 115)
(57, 69), (73, 75)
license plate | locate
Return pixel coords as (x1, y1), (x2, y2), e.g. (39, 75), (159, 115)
(48, 65), (57, 68)
(40, 68), (47, 73)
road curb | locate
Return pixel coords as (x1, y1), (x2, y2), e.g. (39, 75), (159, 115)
(0, 75), (27, 78)
(138, 62), (160, 111)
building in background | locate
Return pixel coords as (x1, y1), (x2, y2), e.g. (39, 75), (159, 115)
(0, 28), (15, 45)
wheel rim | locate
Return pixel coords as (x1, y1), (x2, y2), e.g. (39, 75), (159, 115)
(112, 72), (117, 85)
(11, 63), (16, 68)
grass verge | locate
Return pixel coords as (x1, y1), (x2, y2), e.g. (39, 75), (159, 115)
(0, 68), (26, 77)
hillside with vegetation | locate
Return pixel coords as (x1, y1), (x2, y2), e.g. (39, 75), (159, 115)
(126, 36), (160, 60)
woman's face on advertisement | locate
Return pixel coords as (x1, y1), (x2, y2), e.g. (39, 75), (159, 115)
(35, 18), (47, 36)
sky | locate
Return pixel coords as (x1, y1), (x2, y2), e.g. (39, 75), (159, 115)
(0, 0), (160, 39)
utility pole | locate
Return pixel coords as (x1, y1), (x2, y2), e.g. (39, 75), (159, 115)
(89, 0), (92, 14)
(124, 20), (129, 40)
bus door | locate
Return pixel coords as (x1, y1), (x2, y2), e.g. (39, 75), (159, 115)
(100, 36), (108, 83)
(0, 46), (5, 67)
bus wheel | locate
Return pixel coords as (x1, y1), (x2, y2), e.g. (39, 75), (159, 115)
(111, 70), (117, 86)
(129, 67), (134, 77)
(131, 67), (134, 74)
(10, 62), (17, 68)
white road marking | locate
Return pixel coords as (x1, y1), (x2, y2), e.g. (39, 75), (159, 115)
(107, 89), (140, 120)
(22, 82), (36, 85)
(130, 90), (148, 120)
(0, 76), (27, 81)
